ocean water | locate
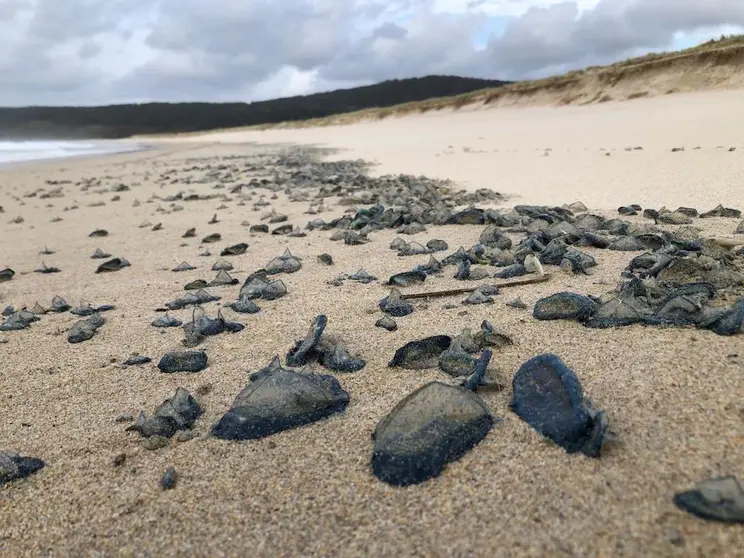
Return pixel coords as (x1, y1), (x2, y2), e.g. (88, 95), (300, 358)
(0, 139), (146, 164)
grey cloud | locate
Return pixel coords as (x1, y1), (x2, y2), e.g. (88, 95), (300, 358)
(0, 0), (150, 104)
(144, 0), (354, 71)
(25, 0), (146, 45)
(483, 0), (744, 79)
(0, 48), (102, 102)
(77, 40), (103, 61)
(0, 0), (743, 105)
(373, 23), (408, 40)
(318, 11), (488, 83)
(0, 0), (31, 22)
(113, 0), (361, 101)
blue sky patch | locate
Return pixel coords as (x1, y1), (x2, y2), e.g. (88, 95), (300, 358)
(473, 15), (512, 49)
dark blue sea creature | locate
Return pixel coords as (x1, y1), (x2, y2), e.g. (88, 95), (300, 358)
(533, 292), (598, 322)
(510, 353), (608, 457)
(371, 353), (495, 487)
(211, 358), (350, 440)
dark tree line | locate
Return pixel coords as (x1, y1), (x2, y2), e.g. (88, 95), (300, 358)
(0, 75), (509, 139)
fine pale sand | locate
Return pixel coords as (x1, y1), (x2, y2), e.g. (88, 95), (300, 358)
(0, 90), (743, 557)
(184, 89), (744, 210)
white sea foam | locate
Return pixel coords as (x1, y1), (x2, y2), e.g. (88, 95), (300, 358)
(0, 139), (146, 164)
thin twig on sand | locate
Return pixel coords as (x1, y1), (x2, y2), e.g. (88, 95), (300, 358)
(400, 273), (551, 300)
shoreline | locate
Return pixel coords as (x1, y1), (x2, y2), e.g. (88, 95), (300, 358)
(0, 139), (157, 170)
(0, 141), (231, 175)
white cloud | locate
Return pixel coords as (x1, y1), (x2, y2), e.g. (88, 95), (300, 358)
(432, 0), (601, 16)
(0, 0), (741, 105)
(250, 67), (320, 100)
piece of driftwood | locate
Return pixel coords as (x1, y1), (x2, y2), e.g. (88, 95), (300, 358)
(400, 273), (551, 300)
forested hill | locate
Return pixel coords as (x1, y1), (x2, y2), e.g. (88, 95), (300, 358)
(0, 75), (510, 139)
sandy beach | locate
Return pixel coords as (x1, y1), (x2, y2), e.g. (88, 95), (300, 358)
(1, 89), (743, 557)
(183, 89), (744, 210)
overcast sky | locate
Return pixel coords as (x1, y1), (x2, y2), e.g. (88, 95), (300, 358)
(0, 0), (742, 106)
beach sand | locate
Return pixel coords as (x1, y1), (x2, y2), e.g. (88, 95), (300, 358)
(182, 88), (744, 210)
(0, 89), (743, 557)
